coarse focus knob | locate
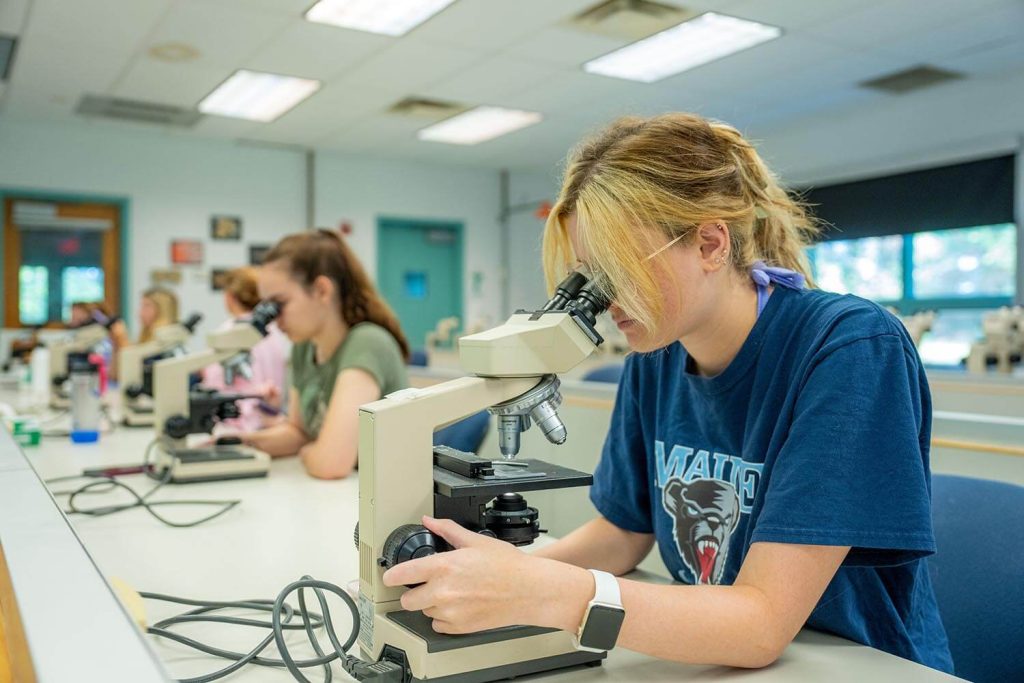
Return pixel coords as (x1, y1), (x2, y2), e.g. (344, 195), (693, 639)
(353, 522), (359, 550)
(164, 415), (191, 440)
(380, 524), (442, 570)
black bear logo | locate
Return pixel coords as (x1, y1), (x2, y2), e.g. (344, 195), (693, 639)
(662, 477), (740, 585)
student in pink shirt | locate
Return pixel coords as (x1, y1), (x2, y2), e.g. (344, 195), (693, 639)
(202, 267), (290, 432)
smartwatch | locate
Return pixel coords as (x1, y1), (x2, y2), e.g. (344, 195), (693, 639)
(573, 569), (625, 652)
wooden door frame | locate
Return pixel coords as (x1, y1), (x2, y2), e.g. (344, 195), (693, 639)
(0, 189), (131, 329)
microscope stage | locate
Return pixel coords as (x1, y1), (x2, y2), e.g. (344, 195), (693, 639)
(433, 456), (592, 499)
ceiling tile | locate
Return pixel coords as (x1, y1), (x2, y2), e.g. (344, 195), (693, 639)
(803, 0), (1005, 52)
(114, 59), (232, 107)
(510, 70), (649, 113)
(247, 81), (399, 145)
(333, 37), (480, 93)
(191, 114), (262, 140)
(245, 20), (392, 82)
(423, 55), (567, 106)
(1, 82), (80, 121)
(939, 37), (1024, 78)
(321, 114), (426, 154)
(143, 0), (293, 69)
(9, 32), (128, 95)
(866, 2), (1024, 67)
(25, 0), (170, 52)
(501, 26), (627, 68)
(202, 0), (313, 15)
(726, 0), (883, 31)
(409, 0), (594, 51)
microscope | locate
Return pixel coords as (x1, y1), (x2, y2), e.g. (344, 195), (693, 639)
(966, 306), (1023, 373)
(149, 302), (279, 483)
(119, 313), (203, 427)
(357, 272), (611, 682)
(49, 320), (114, 409)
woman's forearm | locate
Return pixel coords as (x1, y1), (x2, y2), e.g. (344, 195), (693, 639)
(245, 422), (308, 456)
(616, 580), (781, 667)
(535, 568), (781, 668)
(533, 516), (654, 576)
(299, 440), (356, 479)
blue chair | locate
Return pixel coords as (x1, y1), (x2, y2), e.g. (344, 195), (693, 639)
(408, 349), (428, 367)
(582, 363), (624, 384)
(928, 474), (1024, 683)
(433, 411), (490, 454)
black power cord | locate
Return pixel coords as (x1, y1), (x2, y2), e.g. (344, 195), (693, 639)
(142, 576), (405, 682)
(45, 440), (241, 528)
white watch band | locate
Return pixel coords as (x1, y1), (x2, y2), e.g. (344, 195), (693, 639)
(573, 569), (623, 652)
(589, 569), (621, 608)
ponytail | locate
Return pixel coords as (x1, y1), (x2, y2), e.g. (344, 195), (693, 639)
(711, 123), (820, 285)
(264, 230), (411, 360)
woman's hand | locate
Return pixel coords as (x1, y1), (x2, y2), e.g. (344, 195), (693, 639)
(381, 516), (594, 635)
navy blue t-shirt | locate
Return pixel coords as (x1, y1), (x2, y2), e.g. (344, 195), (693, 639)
(590, 286), (953, 672)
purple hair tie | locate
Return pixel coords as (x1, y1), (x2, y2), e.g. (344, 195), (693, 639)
(750, 261), (805, 318)
(750, 260), (805, 290)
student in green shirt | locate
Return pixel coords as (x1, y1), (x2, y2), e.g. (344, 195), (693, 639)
(241, 229), (410, 479)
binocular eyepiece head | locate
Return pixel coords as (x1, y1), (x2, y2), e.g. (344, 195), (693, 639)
(250, 300), (281, 336)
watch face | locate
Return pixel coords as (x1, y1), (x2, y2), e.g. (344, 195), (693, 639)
(580, 605), (625, 651)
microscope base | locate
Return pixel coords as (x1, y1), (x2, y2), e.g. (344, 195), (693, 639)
(366, 609), (605, 682)
(122, 408), (155, 428)
(152, 444), (270, 483)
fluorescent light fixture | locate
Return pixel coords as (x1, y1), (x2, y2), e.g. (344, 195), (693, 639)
(305, 0), (457, 37)
(584, 12), (781, 83)
(417, 106), (543, 145)
(198, 70), (321, 122)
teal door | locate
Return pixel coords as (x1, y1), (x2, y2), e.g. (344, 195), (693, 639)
(377, 218), (463, 352)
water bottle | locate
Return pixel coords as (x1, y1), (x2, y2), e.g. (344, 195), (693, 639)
(30, 346), (51, 406)
(70, 354), (103, 443)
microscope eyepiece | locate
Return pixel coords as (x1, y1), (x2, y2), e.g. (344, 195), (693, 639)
(182, 313), (203, 332)
(250, 301), (280, 336)
(567, 280), (611, 326)
(542, 271), (588, 312)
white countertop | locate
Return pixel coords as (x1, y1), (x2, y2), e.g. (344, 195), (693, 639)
(1, 397), (961, 682)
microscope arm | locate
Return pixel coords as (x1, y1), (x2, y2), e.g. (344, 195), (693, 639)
(49, 324), (110, 382)
(153, 324), (265, 441)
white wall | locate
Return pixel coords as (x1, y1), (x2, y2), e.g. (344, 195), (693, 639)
(0, 117), (306, 351)
(313, 152), (505, 331)
(0, 118), (527, 361)
(505, 169), (560, 314)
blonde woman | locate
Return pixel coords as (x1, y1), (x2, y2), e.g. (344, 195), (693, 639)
(383, 114), (953, 673)
(137, 287), (178, 344)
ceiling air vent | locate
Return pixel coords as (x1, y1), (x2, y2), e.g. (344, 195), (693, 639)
(567, 0), (696, 41)
(860, 65), (964, 95)
(75, 94), (202, 127)
(388, 96), (465, 120)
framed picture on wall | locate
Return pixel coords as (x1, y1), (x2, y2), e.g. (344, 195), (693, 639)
(211, 215), (243, 241)
(170, 239), (203, 265)
(210, 268), (231, 291)
(249, 244), (271, 265)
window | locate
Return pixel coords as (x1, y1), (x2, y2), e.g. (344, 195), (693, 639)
(808, 235), (903, 300)
(809, 222), (1017, 368)
(61, 266), (106, 322)
(912, 223), (1015, 298)
(18, 265), (48, 325)
(917, 309), (990, 367)
(3, 198), (122, 328)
